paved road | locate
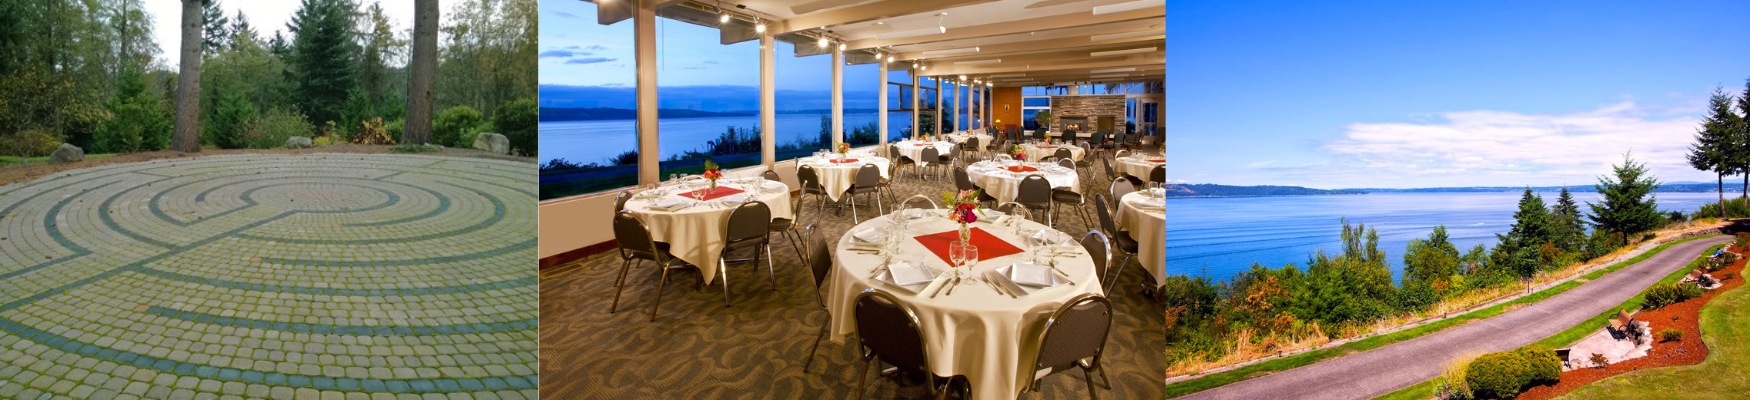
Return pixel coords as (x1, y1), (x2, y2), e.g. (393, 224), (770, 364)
(1181, 235), (1730, 400)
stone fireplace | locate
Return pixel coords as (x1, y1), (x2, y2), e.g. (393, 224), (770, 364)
(1048, 95), (1127, 133)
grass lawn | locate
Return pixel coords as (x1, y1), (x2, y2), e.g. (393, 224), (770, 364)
(1373, 239), (1724, 400)
(0, 153), (116, 165)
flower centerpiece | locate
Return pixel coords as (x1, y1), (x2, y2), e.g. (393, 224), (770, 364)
(836, 142), (850, 159)
(702, 159), (723, 192)
(941, 189), (986, 243)
(1011, 144), (1027, 161)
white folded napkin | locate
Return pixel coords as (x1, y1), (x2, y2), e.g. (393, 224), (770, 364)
(851, 228), (888, 243)
(718, 194), (750, 204)
(1033, 229), (1073, 245)
(887, 262), (932, 286)
(761, 181), (786, 191)
(648, 198), (687, 211)
(1009, 263), (1056, 287)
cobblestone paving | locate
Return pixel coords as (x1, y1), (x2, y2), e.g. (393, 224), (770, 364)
(0, 154), (537, 400)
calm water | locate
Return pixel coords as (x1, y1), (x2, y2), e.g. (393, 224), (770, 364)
(540, 112), (913, 165)
(1167, 192), (1724, 282)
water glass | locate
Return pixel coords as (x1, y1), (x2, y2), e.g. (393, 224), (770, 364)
(949, 244), (966, 270)
(961, 244), (979, 270)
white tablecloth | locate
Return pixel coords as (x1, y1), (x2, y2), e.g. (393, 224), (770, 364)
(1117, 191), (1165, 288)
(797, 154), (890, 201)
(1115, 156), (1165, 179)
(622, 179), (794, 283)
(892, 140), (957, 167)
(825, 209), (1104, 400)
(944, 132), (993, 147)
(1017, 143), (1084, 162)
(965, 161), (1080, 204)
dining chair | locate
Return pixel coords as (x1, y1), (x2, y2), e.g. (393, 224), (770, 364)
(890, 144), (916, 180)
(801, 224), (834, 373)
(939, 146), (959, 171)
(853, 289), (957, 400)
(798, 165), (830, 215)
(718, 201), (776, 307)
(1100, 157), (1118, 185)
(960, 137), (982, 160)
(764, 172), (806, 263)
(919, 147), (941, 180)
(613, 189), (632, 212)
(1110, 177), (1138, 210)
(1017, 175), (1055, 227)
(1025, 294), (1114, 398)
(1093, 194), (1139, 288)
(1149, 165), (1166, 184)
(1061, 129), (1078, 145)
(761, 169), (781, 183)
(1081, 230), (1113, 287)
(1052, 159), (1092, 229)
(900, 194), (939, 210)
(610, 212), (694, 321)
(847, 164), (885, 223)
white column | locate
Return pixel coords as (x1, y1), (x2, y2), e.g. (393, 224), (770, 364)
(960, 82), (969, 132)
(910, 74), (920, 139)
(877, 59), (888, 151)
(759, 32), (775, 168)
(831, 47), (844, 146)
(634, 3), (658, 185)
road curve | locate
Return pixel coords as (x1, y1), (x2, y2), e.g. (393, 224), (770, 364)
(1179, 235), (1730, 400)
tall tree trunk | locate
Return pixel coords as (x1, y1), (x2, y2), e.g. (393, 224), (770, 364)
(171, 0), (203, 153)
(1721, 173), (1726, 219)
(403, 0), (438, 145)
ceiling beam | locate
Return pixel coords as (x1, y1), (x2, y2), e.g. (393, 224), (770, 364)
(773, 0), (1000, 34)
(898, 36), (1162, 63)
(918, 52), (1162, 76)
(844, 6), (1162, 50)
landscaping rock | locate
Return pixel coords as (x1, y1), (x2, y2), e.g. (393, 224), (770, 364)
(473, 132), (510, 155)
(286, 136), (313, 149)
(48, 143), (83, 163)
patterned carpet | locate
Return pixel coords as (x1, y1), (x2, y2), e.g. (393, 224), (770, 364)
(540, 154), (1164, 399)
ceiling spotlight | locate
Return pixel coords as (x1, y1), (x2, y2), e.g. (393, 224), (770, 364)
(838, 43), (846, 51)
(818, 37), (829, 47)
(936, 13), (948, 34)
(755, 18), (766, 33)
(719, 12), (731, 24)
(959, 75), (967, 80)
(887, 55), (895, 63)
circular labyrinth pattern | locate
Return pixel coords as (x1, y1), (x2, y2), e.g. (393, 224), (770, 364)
(0, 154), (536, 399)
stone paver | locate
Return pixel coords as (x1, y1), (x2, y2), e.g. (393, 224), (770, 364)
(0, 154), (537, 398)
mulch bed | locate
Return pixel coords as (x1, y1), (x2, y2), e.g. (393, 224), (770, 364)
(1517, 242), (1748, 400)
(0, 144), (532, 186)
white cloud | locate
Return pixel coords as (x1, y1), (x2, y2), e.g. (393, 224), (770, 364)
(1291, 102), (1709, 188)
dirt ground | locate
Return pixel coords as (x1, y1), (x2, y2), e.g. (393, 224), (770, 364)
(0, 144), (534, 186)
(1517, 242), (1747, 400)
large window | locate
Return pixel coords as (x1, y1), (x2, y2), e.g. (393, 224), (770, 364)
(886, 68), (914, 140)
(654, 17), (760, 179)
(537, 1), (637, 199)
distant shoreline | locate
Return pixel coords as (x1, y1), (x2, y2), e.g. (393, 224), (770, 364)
(539, 107), (885, 122)
(1170, 182), (1750, 197)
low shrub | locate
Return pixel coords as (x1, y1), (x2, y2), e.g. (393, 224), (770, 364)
(1643, 283), (1703, 310)
(1736, 232), (1750, 249)
(1660, 329), (1682, 342)
(1464, 346), (1562, 399)
(434, 105), (483, 147)
(1589, 353), (1609, 368)
(246, 108), (315, 149)
(493, 99), (537, 156)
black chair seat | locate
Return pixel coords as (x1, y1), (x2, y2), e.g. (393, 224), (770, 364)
(1112, 231), (1139, 253)
(1051, 189), (1082, 203)
(769, 217), (793, 231)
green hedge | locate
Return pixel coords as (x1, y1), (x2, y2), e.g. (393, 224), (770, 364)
(1465, 346), (1561, 399)
(1642, 282), (1702, 310)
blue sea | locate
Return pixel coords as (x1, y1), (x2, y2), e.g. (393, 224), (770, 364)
(539, 112), (914, 165)
(1166, 191), (1726, 282)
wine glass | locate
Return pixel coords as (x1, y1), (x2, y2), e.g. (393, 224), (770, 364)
(961, 244), (979, 270)
(949, 244), (965, 272)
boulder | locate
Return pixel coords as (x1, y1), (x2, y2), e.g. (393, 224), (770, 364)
(473, 132), (510, 155)
(48, 143), (84, 163)
(286, 136), (313, 149)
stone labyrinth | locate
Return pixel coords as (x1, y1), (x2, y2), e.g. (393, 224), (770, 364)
(0, 154), (536, 400)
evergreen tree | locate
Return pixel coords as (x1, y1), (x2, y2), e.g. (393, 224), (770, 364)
(358, 1), (405, 119)
(1589, 153), (1663, 236)
(267, 31), (291, 57)
(226, 10), (255, 50)
(206, 86), (256, 149)
(99, 65), (171, 153)
(1490, 188), (1553, 281)
(1550, 188), (1586, 252)
(201, 0), (228, 53)
(1738, 78), (1750, 200)
(1689, 87), (1737, 219)
(288, 0), (359, 127)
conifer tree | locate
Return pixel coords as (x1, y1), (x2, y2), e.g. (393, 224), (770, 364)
(1589, 153), (1663, 236)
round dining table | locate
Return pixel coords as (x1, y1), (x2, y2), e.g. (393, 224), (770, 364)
(965, 160), (1081, 204)
(824, 209), (1104, 400)
(796, 153), (890, 202)
(892, 140), (958, 167)
(1016, 142), (1085, 162)
(1115, 154), (1166, 179)
(1116, 190), (1165, 288)
(944, 132), (993, 147)
(621, 178), (794, 284)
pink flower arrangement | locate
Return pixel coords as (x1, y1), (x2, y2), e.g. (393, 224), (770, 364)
(837, 142), (850, 155)
(942, 189), (985, 242)
(1011, 145), (1026, 160)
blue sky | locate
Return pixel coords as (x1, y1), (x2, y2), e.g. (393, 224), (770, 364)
(539, 0), (941, 112)
(1167, 1), (1750, 189)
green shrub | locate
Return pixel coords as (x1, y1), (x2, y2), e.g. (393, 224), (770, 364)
(206, 89), (258, 149)
(1736, 232), (1750, 249)
(493, 98), (537, 156)
(1464, 347), (1562, 399)
(1660, 328), (1682, 342)
(434, 105), (483, 147)
(1643, 283), (1703, 310)
(247, 108), (315, 149)
(386, 118), (405, 142)
(460, 122), (493, 150)
(96, 71), (172, 153)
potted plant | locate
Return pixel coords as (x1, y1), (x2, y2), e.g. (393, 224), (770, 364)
(1034, 110), (1053, 132)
